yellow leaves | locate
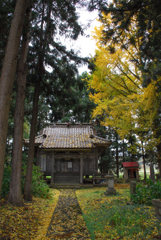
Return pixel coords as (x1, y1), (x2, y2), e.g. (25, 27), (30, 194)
(35, 189), (60, 240)
(46, 189), (91, 240)
(84, 11), (154, 140)
(0, 189), (60, 240)
(86, 7), (161, 152)
(114, 183), (130, 189)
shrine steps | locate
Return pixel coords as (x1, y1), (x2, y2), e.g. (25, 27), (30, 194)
(50, 183), (81, 189)
(49, 183), (107, 189)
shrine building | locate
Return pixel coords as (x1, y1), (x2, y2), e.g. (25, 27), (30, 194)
(122, 162), (139, 180)
(24, 123), (111, 185)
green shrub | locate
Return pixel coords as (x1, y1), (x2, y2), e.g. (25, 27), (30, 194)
(23, 165), (51, 199)
(1, 165), (51, 199)
(131, 179), (161, 205)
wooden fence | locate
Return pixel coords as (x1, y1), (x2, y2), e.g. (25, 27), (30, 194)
(83, 173), (108, 185)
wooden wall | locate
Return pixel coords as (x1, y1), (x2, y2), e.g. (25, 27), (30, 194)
(37, 148), (98, 175)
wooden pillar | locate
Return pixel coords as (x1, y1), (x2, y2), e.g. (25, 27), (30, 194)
(80, 152), (83, 184)
(51, 153), (55, 184)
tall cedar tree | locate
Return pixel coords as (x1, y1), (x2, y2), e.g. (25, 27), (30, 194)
(0, 0), (14, 71)
(8, 1), (32, 205)
(0, 0), (28, 197)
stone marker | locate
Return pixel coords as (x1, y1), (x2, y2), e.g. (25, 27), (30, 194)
(104, 170), (116, 196)
(130, 181), (136, 198)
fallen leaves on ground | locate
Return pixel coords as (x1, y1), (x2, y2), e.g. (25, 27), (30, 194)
(114, 183), (130, 189)
(46, 189), (91, 239)
(76, 184), (161, 240)
(0, 189), (59, 240)
(1, 184), (161, 240)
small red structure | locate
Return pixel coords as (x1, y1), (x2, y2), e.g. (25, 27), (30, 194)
(122, 162), (139, 180)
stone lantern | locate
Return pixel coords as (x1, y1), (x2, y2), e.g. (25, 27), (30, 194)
(104, 170), (116, 196)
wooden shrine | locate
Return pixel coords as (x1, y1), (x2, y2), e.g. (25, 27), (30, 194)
(122, 162), (139, 180)
(24, 123), (111, 185)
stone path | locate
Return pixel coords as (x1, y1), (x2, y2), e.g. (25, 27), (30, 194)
(46, 189), (91, 239)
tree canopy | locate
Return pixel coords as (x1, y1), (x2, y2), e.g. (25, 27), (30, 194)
(85, 5), (161, 173)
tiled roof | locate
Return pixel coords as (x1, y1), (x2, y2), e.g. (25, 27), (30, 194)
(24, 135), (44, 145)
(35, 135), (44, 144)
(24, 124), (111, 149)
(40, 125), (110, 149)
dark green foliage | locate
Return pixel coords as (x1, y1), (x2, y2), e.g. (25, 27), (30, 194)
(45, 71), (95, 123)
(21, 153), (37, 167)
(96, 124), (132, 175)
(24, 0), (90, 129)
(71, 72), (96, 123)
(22, 165), (51, 199)
(131, 179), (161, 205)
(1, 165), (11, 198)
(98, 0), (161, 63)
(98, 126), (118, 173)
(1, 165), (50, 199)
(100, 148), (115, 173)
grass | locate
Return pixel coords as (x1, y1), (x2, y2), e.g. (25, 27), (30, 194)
(1, 183), (161, 239)
(76, 184), (161, 240)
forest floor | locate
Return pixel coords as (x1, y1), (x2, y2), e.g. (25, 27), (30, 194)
(0, 185), (161, 240)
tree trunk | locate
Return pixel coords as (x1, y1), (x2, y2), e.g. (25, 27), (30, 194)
(116, 133), (119, 178)
(8, 4), (31, 205)
(24, 80), (40, 201)
(130, 142), (134, 162)
(152, 109), (161, 175)
(24, 2), (51, 201)
(0, 0), (27, 196)
(122, 139), (125, 161)
(141, 141), (146, 180)
(102, 159), (106, 173)
(157, 143), (161, 175)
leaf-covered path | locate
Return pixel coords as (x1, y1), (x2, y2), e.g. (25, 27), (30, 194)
(46, 189), (91, 239)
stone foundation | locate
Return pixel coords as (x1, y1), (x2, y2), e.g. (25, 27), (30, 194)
(104, 188), (116, 195)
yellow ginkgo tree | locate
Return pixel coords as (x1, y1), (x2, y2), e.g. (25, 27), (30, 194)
(85, 13), (161, 174)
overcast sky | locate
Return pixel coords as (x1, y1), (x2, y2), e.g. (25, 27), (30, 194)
(46, 8), (100, 75)
(76, 8), (100, 74)
(61, 8), (100, 75)
(76, 9), (100, 74)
